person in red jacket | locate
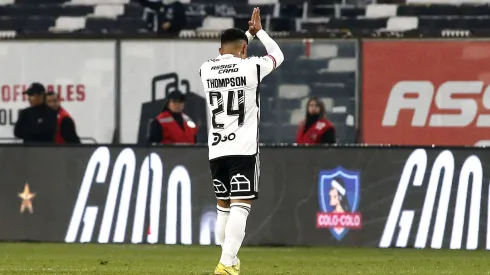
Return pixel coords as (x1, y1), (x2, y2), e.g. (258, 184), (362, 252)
(148, 91), (198, 144)
(296, 97), (336, 145)
(45, 91), (81, 144)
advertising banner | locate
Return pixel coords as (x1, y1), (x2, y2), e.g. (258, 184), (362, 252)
(0, 145), (274, 245)
(1, 145), (489, 250)
(0, 41), (116, 143)
(362, 40), (490, 146)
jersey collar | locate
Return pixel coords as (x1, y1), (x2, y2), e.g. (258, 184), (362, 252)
(216, 54), (234, 60)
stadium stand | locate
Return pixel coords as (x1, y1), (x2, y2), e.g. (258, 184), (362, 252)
(303, 3), (490, 33)
(1, 0), (489, 35)
(0, 0), (486, 143)
(3, 0), (490, 35)
(248, 40), (357, 144)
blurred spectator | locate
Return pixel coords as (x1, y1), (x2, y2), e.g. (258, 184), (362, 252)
(45, 92), (81, 144)
(148, 91), (198, 144)
(138, 0), (187, 36)
(296, 97), (336, 145)
(14, 83), (57, 143)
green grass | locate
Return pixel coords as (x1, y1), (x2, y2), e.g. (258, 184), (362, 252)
(0, 243), (489, 274)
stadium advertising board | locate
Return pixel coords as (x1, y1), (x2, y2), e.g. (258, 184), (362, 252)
(362, 40), (490, 146)
(0, 145), (488, 249)
(0, 41), (116, 143)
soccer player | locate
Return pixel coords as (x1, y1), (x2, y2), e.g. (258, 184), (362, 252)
(199, 7), (284, 275)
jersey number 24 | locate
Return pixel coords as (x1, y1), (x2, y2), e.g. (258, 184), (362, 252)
(208, 90), (245, 129)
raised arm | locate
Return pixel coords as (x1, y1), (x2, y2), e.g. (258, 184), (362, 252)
(256, 29), (284, 70)
(247, 7), (284, 80)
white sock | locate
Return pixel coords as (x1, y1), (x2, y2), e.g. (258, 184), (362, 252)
(216, 205), (240, 266)
(216, 205), (230, 246)
(219, 203), (250, 267)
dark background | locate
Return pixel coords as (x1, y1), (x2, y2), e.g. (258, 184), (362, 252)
(0, 145), (488, 249)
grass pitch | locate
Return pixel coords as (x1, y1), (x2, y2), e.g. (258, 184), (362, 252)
(0, 243), (489, 274)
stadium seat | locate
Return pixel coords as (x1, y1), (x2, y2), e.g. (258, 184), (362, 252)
(365, 4), (398, 18)
(341, 7), (366, 17)
(325, 58), (357, 72)
(199, 16), (234, 30)
(0, 16), (23, 30)
(319, 97), (334, 112)
(69, 0), (129, 4)
(277, 98), (302, 110)
(92, 4), (125, 18)
(310, 5), (335, 17)
(85, 17), (117, 31)
(51, 16), (86, 32)
(386, 16), (418, 31)
(192, 0), (248, 4)
(121, 4), (143, 17)
(307, 44), (338, 59)
(26, 17), (57, 31)
(0, 30), (16, 37)
(278, 84), (310, 99)
(249, 0), (277, 4)
(290, 108), (304, 125)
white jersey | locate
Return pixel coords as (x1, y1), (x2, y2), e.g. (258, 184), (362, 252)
(200, 30), (284, 160)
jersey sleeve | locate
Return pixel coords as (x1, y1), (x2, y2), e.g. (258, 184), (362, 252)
(247, 30), (284, 81)
(247, 56), (278, 81)
(245, 31), (254, 44)
(199, 62), (207, 78)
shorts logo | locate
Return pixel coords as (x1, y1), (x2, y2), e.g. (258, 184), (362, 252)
(230, 174), (250, 192)
(213, 179), (228, 194)
(316, 166), (362, 241)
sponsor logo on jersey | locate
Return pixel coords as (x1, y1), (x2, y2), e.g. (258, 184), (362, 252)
(211, 132), (236, 146)
(316, 167), (362, 241)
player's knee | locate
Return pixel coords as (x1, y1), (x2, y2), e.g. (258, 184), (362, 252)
(217, 199), (230, 209)
(230, 199), (253, 206)
(230, 200), (252, 217)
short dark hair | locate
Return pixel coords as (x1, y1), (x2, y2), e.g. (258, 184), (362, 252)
(46, 91), (56, 96)
(23, 82), (46, 95)
(220, 28), (248, 45)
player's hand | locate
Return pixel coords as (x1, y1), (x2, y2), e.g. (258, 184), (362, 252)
(248, 7), (262, 36)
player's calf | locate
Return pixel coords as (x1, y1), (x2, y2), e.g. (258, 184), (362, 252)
(219, 199), (252, 267)
(216, 200), (230, 247)
(215, 200), (241, 269)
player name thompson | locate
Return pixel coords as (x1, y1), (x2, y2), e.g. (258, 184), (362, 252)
(206, 77), (247, 89)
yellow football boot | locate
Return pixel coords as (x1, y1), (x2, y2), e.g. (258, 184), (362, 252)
(214, 263), (239, 275)
(233, 258), (240, 272)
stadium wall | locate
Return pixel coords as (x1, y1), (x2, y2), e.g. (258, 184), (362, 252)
(1, 145), (489, 250)
(0, 39), (359, 144)
(2, 38), (489, 146)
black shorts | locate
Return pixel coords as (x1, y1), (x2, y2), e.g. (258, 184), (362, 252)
(209, 155), (260, 200)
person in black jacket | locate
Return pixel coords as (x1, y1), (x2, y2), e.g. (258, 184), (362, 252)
(138, 0), (187, 36)
(14, 83), (57, 143)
